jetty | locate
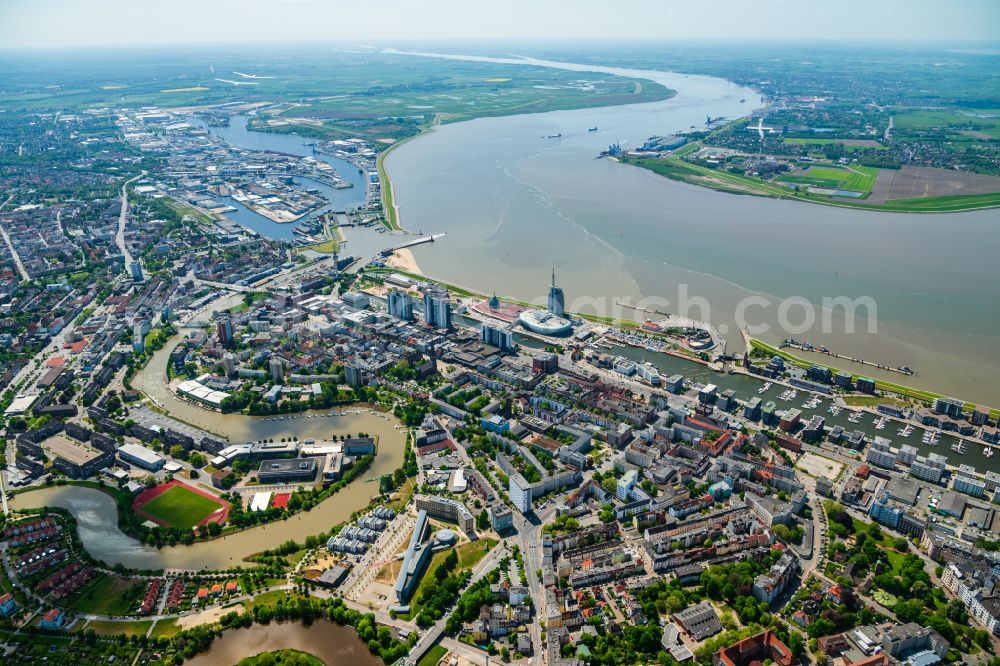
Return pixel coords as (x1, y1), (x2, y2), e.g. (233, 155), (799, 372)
(780, 338), (914, 376)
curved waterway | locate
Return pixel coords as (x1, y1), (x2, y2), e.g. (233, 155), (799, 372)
(184, 621), (381, 666)
(384, 52), (1000, 406)
(13, 309), (406, 570)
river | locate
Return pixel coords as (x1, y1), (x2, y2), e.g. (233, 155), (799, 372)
(184, 621), (381, 666)
(381, 52), (1000, 408)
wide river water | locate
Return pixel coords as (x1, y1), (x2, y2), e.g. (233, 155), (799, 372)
(384, 52), (1000, 407)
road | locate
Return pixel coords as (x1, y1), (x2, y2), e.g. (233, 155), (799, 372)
(0, 194), (29, 281)
(513, 511), (546, 666)
(407, 542), (507, 665)
(115, 173), (146, 267)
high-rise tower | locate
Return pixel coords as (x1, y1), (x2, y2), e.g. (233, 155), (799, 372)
(547, 268), (565, 318)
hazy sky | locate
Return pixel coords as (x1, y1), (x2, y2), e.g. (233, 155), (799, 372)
(1, 0), (998, 51)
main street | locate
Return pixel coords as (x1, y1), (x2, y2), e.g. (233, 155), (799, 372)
(0, 194), (28, 282)
(114, 172), (146, 266)
(406, 541), (508, 665)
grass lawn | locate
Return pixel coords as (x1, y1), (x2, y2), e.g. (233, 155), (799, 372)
(407, 539), (497, 618)
(66, 573), (145, 616)
(884, 548), (906, 570)
(138, 484), (224, 529)
(150, 617), (182, 639)
(780, 166), (878, 193)
(417, 644), (448, 666)
(882, 191), (1000, 212)
(83, 619), (153, 637)
(455, 538), (498, 570)
(242, 589), (293, 613)
(841, 395), (901, 408)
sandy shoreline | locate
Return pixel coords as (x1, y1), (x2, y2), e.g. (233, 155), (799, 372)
(385, 248), (422, 275)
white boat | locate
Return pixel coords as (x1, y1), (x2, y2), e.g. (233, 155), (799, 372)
(985, 447), (995, 458)
(758, 382), (772, 394)
(897, 425), (914, 437)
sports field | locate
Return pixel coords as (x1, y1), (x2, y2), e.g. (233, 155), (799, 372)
(134, 482), (228, 529)
(778, 165), (878, 193)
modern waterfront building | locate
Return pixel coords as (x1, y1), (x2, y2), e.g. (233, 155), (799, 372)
(911, 453), (948, 484)
(481, 322), (514, 351)
(516, 271), (573, 336)
(933, 398), (965, 420)
(387, 290), (414, 321)
(866, 437), (896, 470)
(548, 268), (565, 317)
(423, 288), (451, 329)
(518, 309), (572, 336)
(954, 465), (986, 498)
(257, 458), (318, 484)
(132, 321), (146, 353)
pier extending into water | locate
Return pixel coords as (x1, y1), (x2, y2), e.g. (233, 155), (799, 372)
(379, 233), (446, 257)
(780, 339), (914, 376)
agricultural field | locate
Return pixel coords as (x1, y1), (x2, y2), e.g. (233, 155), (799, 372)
(783, 138), (886, 150)
(134, 482), (228, 529)
(0, 47), (673, 144)
(893, 110), (1000, 139)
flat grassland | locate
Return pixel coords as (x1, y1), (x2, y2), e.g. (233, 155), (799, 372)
(67, 573), (144, 615)
(894, 110), (1000, 139)
(778, 165), (878, 193)
(136, 484), (225, 529)
(783, 138), (885, 149)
